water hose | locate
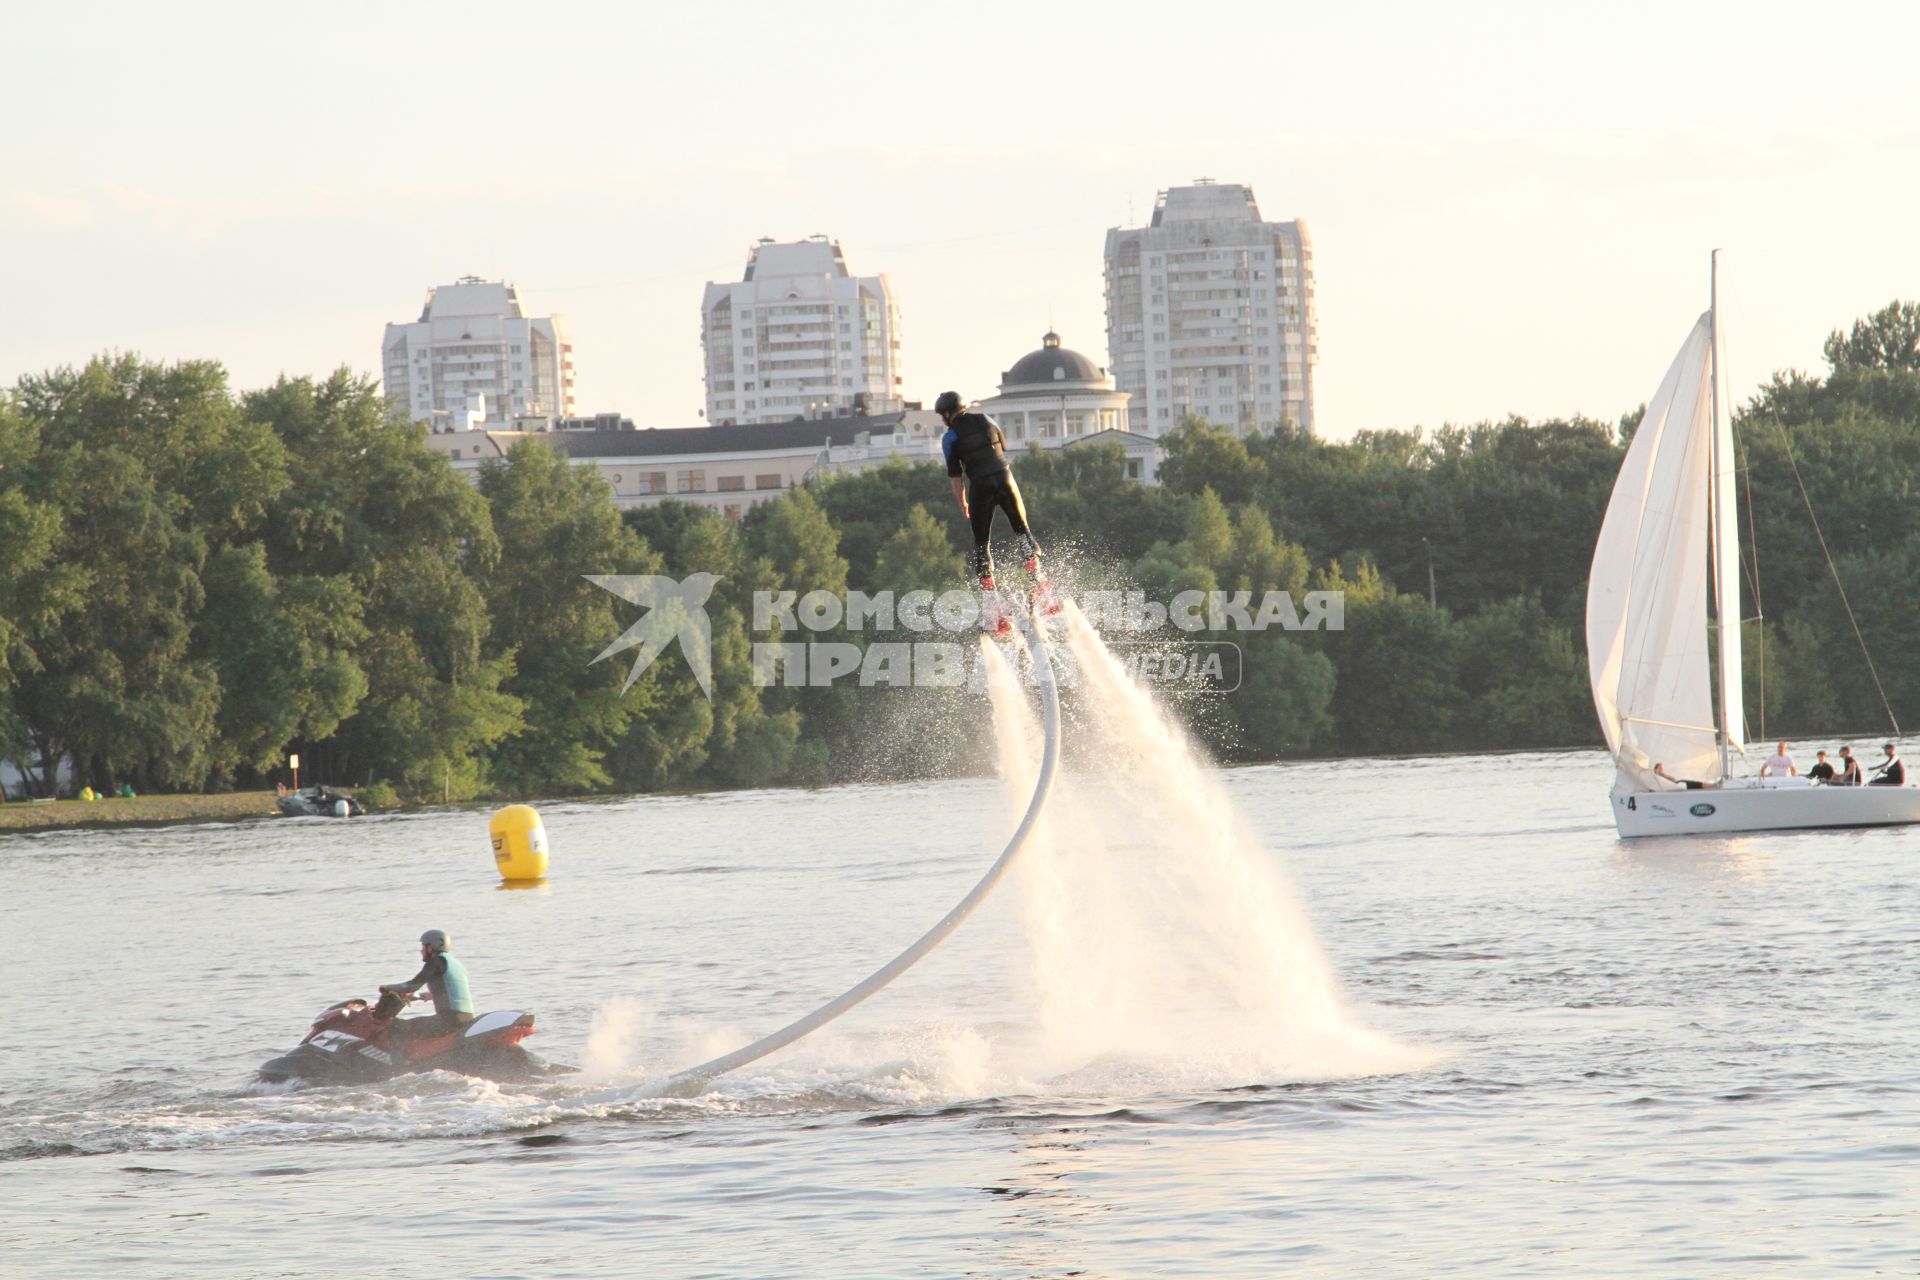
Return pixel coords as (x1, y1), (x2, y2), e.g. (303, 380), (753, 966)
(661, 621), (1061, 1093)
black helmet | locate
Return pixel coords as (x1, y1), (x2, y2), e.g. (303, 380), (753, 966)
(420, 929), (449, 952)
(934, 391), (963, 416)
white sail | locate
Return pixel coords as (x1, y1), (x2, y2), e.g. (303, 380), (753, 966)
(1586, 314), (1720, 787)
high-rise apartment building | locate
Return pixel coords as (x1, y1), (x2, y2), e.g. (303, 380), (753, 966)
(702, 236), (902, 426)
(382, 277), (574, 429)
(1103, 181), (1316, 435)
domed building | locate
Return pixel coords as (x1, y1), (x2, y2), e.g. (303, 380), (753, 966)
(977, 331), (1158, 483)
(978, 331), (1132, 444)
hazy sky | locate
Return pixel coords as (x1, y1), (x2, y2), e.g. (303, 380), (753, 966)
(6, 1), (1918, 438)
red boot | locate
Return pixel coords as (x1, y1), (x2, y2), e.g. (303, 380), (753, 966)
(1024, 560), (1063, 616)
(980, 578), (1012, 635)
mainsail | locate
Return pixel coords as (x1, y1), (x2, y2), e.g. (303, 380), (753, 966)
(1586, 314), (1729, 786)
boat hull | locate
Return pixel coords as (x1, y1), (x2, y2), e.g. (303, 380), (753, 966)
(1611, 782), (1920, 837)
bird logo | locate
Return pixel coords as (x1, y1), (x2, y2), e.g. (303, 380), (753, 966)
(586, 573), (721, 700)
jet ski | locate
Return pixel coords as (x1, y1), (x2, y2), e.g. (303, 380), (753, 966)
(256, 989), (575, 1086)
(276, 786), (365, 818)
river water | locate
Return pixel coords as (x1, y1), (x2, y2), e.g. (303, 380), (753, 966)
(4, 720), (1916, 1276)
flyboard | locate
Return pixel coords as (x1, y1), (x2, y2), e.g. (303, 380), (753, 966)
(659, 618), (1061, 1095)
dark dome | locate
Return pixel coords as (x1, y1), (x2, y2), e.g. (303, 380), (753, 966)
(1002, 331), (1102, 387)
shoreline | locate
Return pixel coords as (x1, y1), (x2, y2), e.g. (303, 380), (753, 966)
(0, 791), (282, 834)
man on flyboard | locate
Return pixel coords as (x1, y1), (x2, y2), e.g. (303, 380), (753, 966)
(935, 390), (1060, 635)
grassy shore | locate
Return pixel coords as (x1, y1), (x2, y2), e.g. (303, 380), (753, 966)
(0, 791), (282, 833)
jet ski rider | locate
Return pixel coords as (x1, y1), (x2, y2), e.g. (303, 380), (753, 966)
(380, 928), (474, 1038)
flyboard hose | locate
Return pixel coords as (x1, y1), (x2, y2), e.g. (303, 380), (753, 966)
(660, 620), (1061, 1095)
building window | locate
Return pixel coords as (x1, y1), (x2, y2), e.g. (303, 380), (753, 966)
(717, 475), (745, 492)
(639, 471), (667, 494)
(755, 473), (781, 489)
(724, 504), (742, 522)
(678, 469), (706, 493)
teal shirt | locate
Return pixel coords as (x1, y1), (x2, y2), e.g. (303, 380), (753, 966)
(402, 951), (474, 1017)
(434, 952), (474, 1016)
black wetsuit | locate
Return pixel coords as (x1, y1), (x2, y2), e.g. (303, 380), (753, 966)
(943, 412), (1037, 583)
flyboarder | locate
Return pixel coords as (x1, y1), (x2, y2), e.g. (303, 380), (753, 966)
(935, 390), (1058, 633)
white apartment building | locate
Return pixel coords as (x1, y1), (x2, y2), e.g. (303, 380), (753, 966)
(702, 237), (903, 426)
(1103, 181), (1316, 436)
(382, 277), (575, 429)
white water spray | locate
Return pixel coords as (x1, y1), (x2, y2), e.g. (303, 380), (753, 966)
(1001, 604), (1427, 1087)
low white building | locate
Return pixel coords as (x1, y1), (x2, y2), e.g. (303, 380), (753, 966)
(382, 277), (575, 428)
(702, 237), (903, 426)
(425, 412), (933, 521)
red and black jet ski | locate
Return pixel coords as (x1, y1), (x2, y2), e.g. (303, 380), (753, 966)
(256, 990), (574, 1086)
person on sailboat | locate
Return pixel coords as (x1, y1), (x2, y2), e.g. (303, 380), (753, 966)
(1838, 746), (1864, 786)
(1652, 763), (1711, 791)
(1759, 742), (1797, 777)
(1806, 750), (1836, 784)
(1868, 743), (1905, 787)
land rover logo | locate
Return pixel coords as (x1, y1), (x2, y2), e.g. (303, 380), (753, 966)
(1689, 802), (1716, 817)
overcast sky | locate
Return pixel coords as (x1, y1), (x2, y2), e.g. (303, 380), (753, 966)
(5, 1), (1918, 438)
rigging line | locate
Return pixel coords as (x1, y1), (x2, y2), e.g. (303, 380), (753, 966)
(1771, 414), (1901, 737)
(1721, 312), (1767, 738)
(658, 618), (1062, 1095)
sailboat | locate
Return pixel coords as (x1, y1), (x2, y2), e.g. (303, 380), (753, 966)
(1585, 256), (1920, 837)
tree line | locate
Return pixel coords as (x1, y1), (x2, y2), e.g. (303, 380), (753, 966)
(2, 301), (1916, 800)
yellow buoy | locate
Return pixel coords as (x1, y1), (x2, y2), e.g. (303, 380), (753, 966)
(490, 804), (549, 880)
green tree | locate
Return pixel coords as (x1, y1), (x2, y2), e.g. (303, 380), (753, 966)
(1451, 596), (1594, 750)
(193, 543), (368, 781)
(1823, 300), (1920, 373)
(6, 356), (283, 792)
(1225, 633), (1337, 759)
(872, 503), (963, 595)
(1221, 506), (1309, 596)
(1311, 558), (1463, 753)
(1182, 488), (1234, 569)
(245, 372), (521, 797)
(0, 395), (69, 769)
(1157, 418), (1266, 504)
(478, 440), (659, 795)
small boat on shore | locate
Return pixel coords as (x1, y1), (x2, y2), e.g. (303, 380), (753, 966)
(276, 786), (365, 818)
